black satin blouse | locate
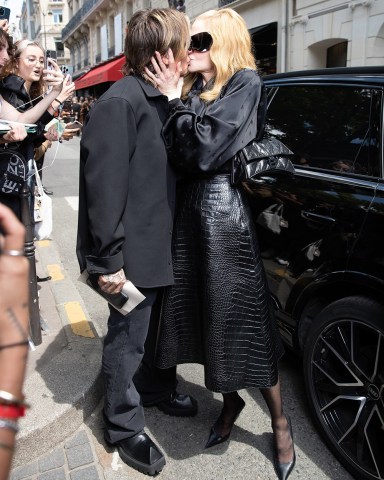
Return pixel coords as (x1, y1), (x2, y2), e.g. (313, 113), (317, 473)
(162, 68), (262, 175)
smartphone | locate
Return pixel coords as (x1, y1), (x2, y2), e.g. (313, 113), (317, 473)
(0, 6), (10, 21)
(86, 275), (128, 309)
(45, 49), (57, 70)
(0, 119), (37, 133)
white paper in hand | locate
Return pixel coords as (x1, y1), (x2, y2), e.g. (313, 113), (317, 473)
(78, 271), (146, 314)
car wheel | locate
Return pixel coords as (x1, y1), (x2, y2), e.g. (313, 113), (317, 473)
(303, 296), (384, 480)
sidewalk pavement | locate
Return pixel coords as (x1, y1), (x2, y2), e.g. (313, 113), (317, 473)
(9, 238), (354, 480)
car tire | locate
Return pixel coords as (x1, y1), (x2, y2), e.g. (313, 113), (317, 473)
(303, 295), (384, 480)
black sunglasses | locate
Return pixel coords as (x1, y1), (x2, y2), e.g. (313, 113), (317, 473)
(188, 32), (213, 53)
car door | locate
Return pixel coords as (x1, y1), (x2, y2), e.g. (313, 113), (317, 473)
(245, 81), (381, 346)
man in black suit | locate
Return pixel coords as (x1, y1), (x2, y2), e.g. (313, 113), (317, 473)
(77, 9), (195, 476)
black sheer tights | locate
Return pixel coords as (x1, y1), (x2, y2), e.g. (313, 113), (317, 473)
(260, 380), (294, 463)
(215, 380), (294, 463)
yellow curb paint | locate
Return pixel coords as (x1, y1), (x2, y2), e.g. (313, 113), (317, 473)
(64, 302), (95, 338)
(47, 264), (65, 281)
(35, 240), (51, 247)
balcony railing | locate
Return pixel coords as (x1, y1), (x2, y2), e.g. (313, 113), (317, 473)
(61, 0), (101, 40)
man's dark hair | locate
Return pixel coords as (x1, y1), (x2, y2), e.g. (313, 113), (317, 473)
(123, 8), (188, 78)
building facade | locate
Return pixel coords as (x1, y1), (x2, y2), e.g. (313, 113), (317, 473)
(20, 0), (71, 70)
(61, 0), (384, 95)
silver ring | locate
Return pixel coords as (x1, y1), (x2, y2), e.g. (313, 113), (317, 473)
(155, 74), (160, 78)
(2, 249), (25, 257)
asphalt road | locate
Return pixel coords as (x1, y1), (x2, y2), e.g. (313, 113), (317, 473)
(41, 136), (354, 480)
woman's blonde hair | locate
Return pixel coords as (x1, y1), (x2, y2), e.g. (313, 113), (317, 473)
(182, 8), (256, 102)
(124, 8), (190, 86)
(0, 39), (45, 99)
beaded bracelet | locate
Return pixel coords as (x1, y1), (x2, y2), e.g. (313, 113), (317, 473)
(0, 404), (26, 419)
(0, 390), (29, 408)
(0, 419), (19, 433)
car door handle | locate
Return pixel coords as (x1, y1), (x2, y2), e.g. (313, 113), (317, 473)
(301, 211), (336, 224)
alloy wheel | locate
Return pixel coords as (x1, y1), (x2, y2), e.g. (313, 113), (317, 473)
(305, 311), (384, 480)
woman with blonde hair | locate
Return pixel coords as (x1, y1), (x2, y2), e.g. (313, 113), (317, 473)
(147, 8), (296, 480)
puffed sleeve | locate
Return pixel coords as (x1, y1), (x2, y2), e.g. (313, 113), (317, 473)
(162, 69), (261, 174)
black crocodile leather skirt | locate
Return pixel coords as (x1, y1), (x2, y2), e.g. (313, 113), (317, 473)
(155, 175), (284, 392)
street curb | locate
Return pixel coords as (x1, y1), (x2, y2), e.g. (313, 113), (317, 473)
(13, 239), (103, 467)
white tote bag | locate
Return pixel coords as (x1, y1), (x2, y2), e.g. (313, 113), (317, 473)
(256, 204), (284, 234)
(33, 161), (52, 240)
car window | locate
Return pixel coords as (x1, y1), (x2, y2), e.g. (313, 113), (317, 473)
(265, 85), (381, 177)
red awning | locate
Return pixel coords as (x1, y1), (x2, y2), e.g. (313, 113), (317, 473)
(75, 55), (125, 90)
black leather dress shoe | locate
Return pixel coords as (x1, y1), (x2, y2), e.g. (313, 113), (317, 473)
(156, 392), (198, 417)
(109, 432), (165, 476)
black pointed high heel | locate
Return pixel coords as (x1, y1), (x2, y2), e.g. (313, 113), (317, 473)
(204, 398), (245, 449)
(273, 414), (296, 480)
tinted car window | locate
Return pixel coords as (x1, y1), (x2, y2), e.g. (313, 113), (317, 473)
(266, 85), (381, 177)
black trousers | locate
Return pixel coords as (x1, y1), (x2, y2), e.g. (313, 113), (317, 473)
(133, 289), (177, 405)
(102, 287), (177, 444)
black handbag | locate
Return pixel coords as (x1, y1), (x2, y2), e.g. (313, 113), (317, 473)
(231, 81), (295, 185)
(0, 150), (27, 196)
(231, 137), (295, 185)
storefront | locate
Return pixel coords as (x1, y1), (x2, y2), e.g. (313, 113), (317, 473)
(74, 55), (125, 98)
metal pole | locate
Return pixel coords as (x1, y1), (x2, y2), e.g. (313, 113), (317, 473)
(20, 171), (42, 346)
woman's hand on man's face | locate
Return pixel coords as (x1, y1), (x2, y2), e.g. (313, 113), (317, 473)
(145, 49), (184, 100)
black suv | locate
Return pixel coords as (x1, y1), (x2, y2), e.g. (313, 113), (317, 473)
(247, 67), (384, 480)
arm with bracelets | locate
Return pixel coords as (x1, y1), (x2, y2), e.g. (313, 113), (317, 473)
(0, 204), (30, 480)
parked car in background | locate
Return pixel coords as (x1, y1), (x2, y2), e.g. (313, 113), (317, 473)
(247, 66), (384, 480)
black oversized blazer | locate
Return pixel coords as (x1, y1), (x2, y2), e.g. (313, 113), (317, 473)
(76, 75), (176, 288)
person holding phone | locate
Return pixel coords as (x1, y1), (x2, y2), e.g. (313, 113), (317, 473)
(0, 39), (75, 198)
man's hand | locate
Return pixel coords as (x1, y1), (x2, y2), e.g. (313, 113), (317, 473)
(98, 268), (126, 294)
